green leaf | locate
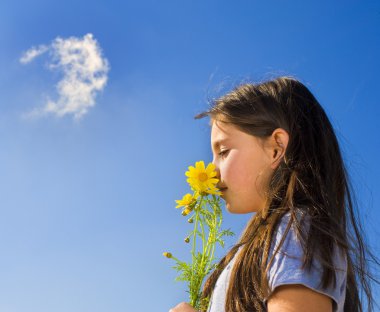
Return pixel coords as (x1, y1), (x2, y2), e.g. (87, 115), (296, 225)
(218, 228), (235, 238)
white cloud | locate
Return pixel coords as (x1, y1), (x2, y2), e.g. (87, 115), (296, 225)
(20, 33), (109, 120)
(19, 44), (49, 64)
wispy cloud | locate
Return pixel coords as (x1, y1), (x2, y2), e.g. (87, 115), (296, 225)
(19, 44), (49, 64)
(20, 33), (109, 120)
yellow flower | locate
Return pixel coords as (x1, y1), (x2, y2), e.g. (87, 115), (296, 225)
(205, 186), (223, 196)
(163, 252), (172, 258)
(185, 161), (222, 195)
(175, 193), (198, 209)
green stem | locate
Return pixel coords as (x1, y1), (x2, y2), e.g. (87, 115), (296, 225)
(204, 196), (219, 276)
(190, 194), (204, 307)
(198, 201), (207, 273)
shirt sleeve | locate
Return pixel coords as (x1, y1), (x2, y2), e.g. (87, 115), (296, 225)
(262, 212), (347, 311)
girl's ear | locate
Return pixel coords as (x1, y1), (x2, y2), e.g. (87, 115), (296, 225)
(269, 128), (289, 169)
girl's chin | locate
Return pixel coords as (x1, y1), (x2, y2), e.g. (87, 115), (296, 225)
(224, 201), (230, 211)
(225, 202), (240, 214)
(226, 202), (255, 214)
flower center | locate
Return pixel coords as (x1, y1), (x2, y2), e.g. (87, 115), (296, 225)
(198, 172), (208, 182)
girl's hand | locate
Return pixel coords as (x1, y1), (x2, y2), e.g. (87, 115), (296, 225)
(169, 302), (199, 312)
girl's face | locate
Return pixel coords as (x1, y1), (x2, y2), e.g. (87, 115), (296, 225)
(211, 118), (275, 214)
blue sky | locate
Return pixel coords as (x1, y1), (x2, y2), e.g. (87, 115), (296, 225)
(0, 0), (379, 311)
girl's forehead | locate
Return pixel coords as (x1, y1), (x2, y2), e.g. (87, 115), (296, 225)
(211, 120), (230, 144)
(210, 119), (263, 149)
(210, 121), (243, 150)
(211, 119), (238, 136)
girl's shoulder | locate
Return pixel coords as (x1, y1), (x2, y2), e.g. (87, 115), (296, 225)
(264, 208), (347, 311)
(272, 208), (310, 242)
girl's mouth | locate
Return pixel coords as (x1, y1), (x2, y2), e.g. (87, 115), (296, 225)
(220, 188), (228, 196)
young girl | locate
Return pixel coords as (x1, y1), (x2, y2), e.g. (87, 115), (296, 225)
(169, 76), (379, 312)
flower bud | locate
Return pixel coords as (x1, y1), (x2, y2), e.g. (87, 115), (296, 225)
(189, 198), (197, 208)
(187, 217), (193, 223)
(182, 206), (192, 216)
(163, 252), (172, 258)
(184, 237), (190, 243)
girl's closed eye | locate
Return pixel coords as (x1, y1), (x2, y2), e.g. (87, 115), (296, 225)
(218, 149), (230, 158)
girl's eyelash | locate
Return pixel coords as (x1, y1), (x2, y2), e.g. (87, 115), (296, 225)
(218, 150), (229, 157)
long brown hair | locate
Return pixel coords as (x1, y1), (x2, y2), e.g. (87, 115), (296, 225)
(194, 76), (379, 311)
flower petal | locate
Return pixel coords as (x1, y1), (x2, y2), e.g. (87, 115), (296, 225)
(195, 161), (205, 171)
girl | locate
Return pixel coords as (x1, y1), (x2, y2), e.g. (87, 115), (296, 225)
(170, 76), (379, 312)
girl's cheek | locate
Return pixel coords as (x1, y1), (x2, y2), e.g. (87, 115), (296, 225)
(223, 154), (238, 183)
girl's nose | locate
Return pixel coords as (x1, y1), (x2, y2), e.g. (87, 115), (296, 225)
(214, 167), (221, 180)
(212, 158), (221, 179)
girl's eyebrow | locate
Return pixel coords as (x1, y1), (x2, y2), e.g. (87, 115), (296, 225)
(212, 138), (230, 151)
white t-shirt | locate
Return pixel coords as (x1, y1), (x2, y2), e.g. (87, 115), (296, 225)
(206, 211), (347, 312)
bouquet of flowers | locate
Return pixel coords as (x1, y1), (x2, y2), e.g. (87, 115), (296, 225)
(163, 160), (234, 311)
